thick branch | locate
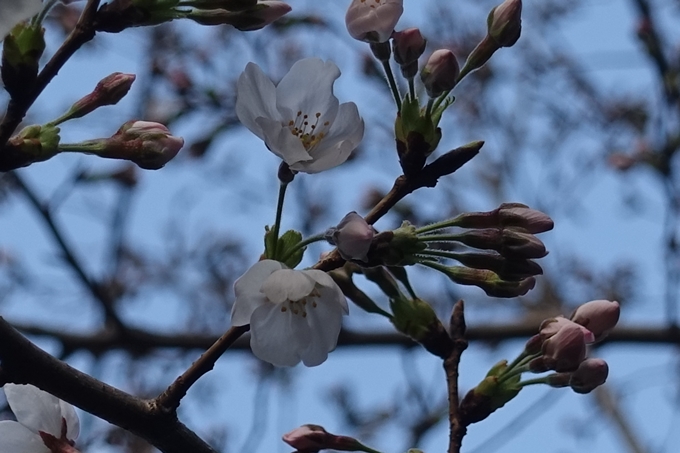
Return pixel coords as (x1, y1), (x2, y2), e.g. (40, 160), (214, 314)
(0, 317), (217, 453)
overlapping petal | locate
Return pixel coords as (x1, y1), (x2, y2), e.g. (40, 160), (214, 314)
(0, 0), (43, 40)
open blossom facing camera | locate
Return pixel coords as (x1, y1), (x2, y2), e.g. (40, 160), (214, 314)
(236, 58), (364, 173)
(0, 384), (80, 453)
(345, 0), (404, 43)
(232, 260), (349, 366)
(0, 0), (43, 39)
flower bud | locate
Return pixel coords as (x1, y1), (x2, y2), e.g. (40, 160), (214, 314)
(546, 372), (571, 388)
(450, 252), (543, 281)
(187, 2), (292, 30)
(390, 295), (453, 358)
(453, 228), (548, 260)
(420, 49), (460, 97)
(439, 266), (536, 298)
(539, 317), (595, 343)
(2, 22), (45, 99)
(540, 322), (590, 372)
(325, 211), (375, 262)
(57, 73), (136, 123)
(452, 203), (553, 234)
(282, 424), (363, 452)
(570, 299), (620, 342)
(487, 0), (522, 48)
(6, 124), (60, 164)
(569, 358), (608, 394)
(392, 28), (426, 66)
(345, 0), (404, 43)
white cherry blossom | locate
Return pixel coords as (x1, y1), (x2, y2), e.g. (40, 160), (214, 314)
(236, 58), (364, 173)
(345, 0), (404, 43)
(0, 0), (43, 39)
(231, 260), (348, 366)
(0, 384), (80, 453)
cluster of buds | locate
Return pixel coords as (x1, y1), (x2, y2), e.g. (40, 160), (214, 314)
(417, 203), (552, 298)
(96, 0), (291, 33)
(459, 300), (620, 424)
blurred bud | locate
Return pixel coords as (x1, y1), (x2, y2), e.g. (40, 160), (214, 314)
(420, 49), (459, 98)
(453, 228), (547, 260)
(282, 424), (364, 452)
(570, 299), (620, 342)
(2, 22), (45, 99)
(450, 252), (542, 281)
(6, 124), (60, 163)
(57, 73), (136, 124)
(452, 203), (553, 234)
(459, 360), (522, 425)
(345, 0), (403, 43)
(487, 0), (522, 47)
(539, 321), (591, 372)
(438, 265), (536, 298)
(325, 212), (374, 262)
(569, 358), (608, 394)
(95, 0), (183, 31)
(187, 2), (291, 30)
(392, 28), (426, 77)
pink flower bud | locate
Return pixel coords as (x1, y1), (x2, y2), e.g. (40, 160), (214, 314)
(188, 1), (291, 30)
(569, 358), (608, 394)
(68, 73), (136, 121)
(420, 49), (459, 97)
(345, 0), (404, 43)
(571, 299), (620, 341)
(115, 121), (184, 169)
(497, 203), (554, 234)
(325, 211), (375, 262)
(282, 424), (362, 452)
(539, 317), (595, 343)
(541, 321), (590, 372)
(244, 1), (292, 30)
(392, 28), (426, 66)
(487, 0), (522, 47)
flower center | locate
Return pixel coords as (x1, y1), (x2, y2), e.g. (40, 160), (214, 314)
(288, 111), (330, 150)
(359, 0), (389, 8)
(280, 288), (321, 318)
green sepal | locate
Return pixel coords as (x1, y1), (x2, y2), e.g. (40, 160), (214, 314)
(2, 22), (45, 98)
(390, 296), (439, 341)
(263, 225), (277, 260)
(277, 229), (305, 268)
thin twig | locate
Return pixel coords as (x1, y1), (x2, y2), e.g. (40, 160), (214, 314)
(156, 325), (250, 411)
(8, 171), (124, 328)
(444, 300), (469, 453)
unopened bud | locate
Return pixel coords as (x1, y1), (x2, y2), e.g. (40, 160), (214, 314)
(539, 317), (595, 343)
(420, 49), (459, 97)
(438, 265), (536, 298)
(57, 73), (136, 124)
(390, 295), (453, 358)
(453, 228), (547, 260)
(2, 21), (45, 99)
(459, 360), (522, 425)
(450, 252), (543, 281)
(187, 2), (292, 30)
(570, 300), (620, 342)
(452, 203), (554, 234)
(540, 322), (590, 372)
(6, 124), (60, 164)
(569, 358), (608, 394)
(487, 0), (522, 47)
(345, 0), (404, 43)
(392, 28), (426, 77)
(325, 212), (374, 262)
(282, 424), (364, 452)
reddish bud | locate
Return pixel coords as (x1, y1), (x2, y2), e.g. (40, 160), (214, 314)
(487, 0), (522, 47)
(570, 299), (620, 342)
(420, 49), (460, 97)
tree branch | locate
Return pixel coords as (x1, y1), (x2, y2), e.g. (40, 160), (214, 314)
(444, 301), (468, 453)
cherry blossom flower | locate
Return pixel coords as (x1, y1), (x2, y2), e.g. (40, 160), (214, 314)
(345, 0), (403, 43)
(0, 0), (43, 39)
(231, 260), (349, 366)
(0, 384), (80, 453)
(236, 58), (364, 174)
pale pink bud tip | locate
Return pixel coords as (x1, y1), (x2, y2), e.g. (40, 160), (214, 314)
(282, 424), (361, 452)
(420, 49), (459, 97)
(326, 211), (374, 261)
(346, 0), (404, 43)
(571, 300), (620, 341)
(392, 28), (426, 66)
(119, 121), (184, 169)
(488, 0), (522, 47)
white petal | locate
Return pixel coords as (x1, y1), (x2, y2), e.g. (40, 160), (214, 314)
(300, 289), (346, 366)
(4, 384), (62, 437)
(0, 421), (49, 453)
(249, 303), (311, 366)
(261, 269), (316, 304)
(59, 400), (79, 441)
(0, 0), (43, 40)
(302, 270), (349, 314)
(235, 62), (280, 141)
(232, 260), (285, 326)
(276, 58), (340, 124)
(254, 116), (313, 165)
(292, 103), (364, 173)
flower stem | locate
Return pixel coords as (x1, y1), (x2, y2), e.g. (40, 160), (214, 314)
(280, 233), (326, 264)
(408, 77), (417, 102)
(382, 60), (402, 111)
(417, 234), (464, 242)
(414, 216), (463, 235)
(272, 181), (289, 259)
(419, 249), (463, 261)
(517, 377), (550, 388)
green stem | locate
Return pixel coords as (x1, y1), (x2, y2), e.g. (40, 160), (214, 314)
(356, 443), (385, 453)
(418, 260), (449, 274)
(414, 216), (463, 234)
(272, 182), (289, 259)
(408, 77), (416, 102)
(500, 349), (531, 377)
(58, 141), (107, 154)
(517, 377), (550, 388)
(496, 364), (530, 385)
(419, 249), (463, 261)
(280, 233), (326, 264)
(417, 234), (464, 242)
(425, 97), (435, 119)
(382, 60), (402, 111)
